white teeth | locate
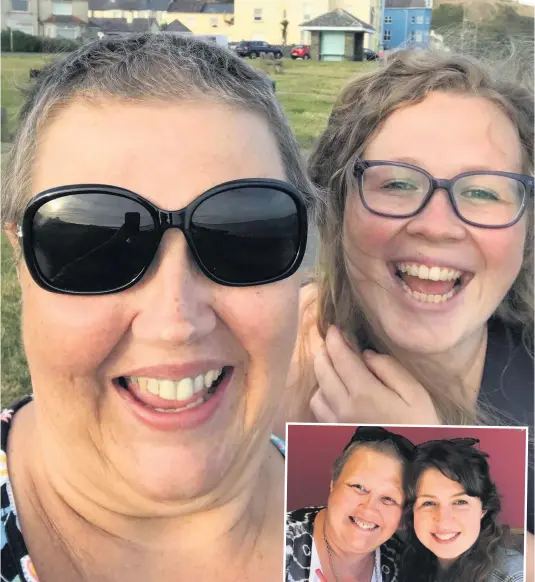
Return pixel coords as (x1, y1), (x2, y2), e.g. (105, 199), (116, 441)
(399, 280), (456, 303)
(396, 263), (462, 281)
(176, 377), (194, 400)
(354, 518), (377, 530)
(434, 532), (458, 541)
(194, 375), (205, 393)
(126, 368), (224, 401)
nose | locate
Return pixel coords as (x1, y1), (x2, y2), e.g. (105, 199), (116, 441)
(433, 504), (455, 527)
(130, 230), (217, 345)
(405, 188), (467, 242)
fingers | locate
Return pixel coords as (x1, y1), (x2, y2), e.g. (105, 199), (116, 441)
(315, 569), (328, 582)
(313, 344), (350, 418)
(324, 326), (374, 395)
(310, 389), (338, 423)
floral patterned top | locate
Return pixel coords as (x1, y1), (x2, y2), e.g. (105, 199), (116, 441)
(0, 396), (286, 582)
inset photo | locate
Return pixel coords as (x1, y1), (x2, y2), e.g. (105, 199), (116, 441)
(285, 424), (527, 582)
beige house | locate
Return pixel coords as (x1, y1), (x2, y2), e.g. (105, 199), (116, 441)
(3, 0), (89, 37)
(233, 0), (380, 48)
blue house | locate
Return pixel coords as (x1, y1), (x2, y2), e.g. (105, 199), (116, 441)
(383, 0), (432, 51)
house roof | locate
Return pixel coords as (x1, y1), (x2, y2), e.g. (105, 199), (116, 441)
(386, 0), (428, 7)
(42, 14), (88, 24)
(88, 17), (133, 32)
(201, 2), (233, 13)
(165, 18), (192, 31)
(300, 8), (374, 32)
(88, 0), (170, 12)
(130, 17), (159, 31)
(166, 0), (204, 12)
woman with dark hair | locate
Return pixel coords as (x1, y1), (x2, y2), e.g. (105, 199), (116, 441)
(286, 427), (415, 582)
(401, 439), (523, 582)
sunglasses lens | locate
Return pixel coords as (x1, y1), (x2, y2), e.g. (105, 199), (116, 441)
(31, 193), (158, 293)
(190, 186), (303, 284)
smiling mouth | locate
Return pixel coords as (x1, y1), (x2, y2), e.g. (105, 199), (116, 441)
(349, 516), (379, 531)
(392, 262), (473, 304)
(431, 532), (461, 544)
(115, 368), (229, 413)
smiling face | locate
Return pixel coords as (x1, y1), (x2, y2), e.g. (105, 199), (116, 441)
(413, 468), (486, 566)
(343, 91), (527, 354)
(324, 446), (404, 555)
(18, 98), (300, 508)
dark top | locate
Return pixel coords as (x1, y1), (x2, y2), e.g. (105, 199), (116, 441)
(286, 506), (404, 582)
(479, 318), (534, 533)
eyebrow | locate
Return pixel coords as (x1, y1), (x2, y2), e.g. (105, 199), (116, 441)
(377, 156), (504, 174)
(417, 493), (468, 499)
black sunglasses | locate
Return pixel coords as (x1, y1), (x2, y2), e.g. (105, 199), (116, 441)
(343, 426), (416, 462)
(17, 179), (308, 295)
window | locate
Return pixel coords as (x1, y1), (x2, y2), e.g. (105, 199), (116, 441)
(303, 4), (312, 21)
(416, 31), (422, 41)
(253, 8), (263, 21)
(384, 15), (392, 24)
(53, 0), (72, 16)
(383, 30), (391, 41)
(416, 15), (423, 24)
(187, 16), (196, 25)
(56, 25), (76, 38)
(11, 0), (29, 11)
(411, 16), (415, 24)
(283, 9), (286, 18)
(210, 16), (218, 27)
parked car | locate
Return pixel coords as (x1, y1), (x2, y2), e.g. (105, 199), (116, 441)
(290, 45), (311, 60)
(236, 41), (283, 59)
(363, 48), (379, 61)
(228, 42), (239, 52)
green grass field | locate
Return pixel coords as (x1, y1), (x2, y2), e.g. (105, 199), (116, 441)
(1, 53), (375, 404)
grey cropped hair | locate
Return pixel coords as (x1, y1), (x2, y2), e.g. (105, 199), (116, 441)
(2, 33), (317, 228)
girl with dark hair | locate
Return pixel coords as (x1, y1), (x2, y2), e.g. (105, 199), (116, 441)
(401, 439), (523, 582)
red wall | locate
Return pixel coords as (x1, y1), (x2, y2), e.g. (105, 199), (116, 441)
(286, 425), (527, 529)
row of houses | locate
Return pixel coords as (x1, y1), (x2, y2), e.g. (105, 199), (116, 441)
(2, 0), (434, 57)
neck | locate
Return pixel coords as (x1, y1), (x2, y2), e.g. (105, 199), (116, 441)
(316, 509), (376, 581)
(399, 324), (488, 401)
(10, 404), (282, 576)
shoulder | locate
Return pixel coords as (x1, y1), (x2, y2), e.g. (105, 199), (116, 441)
(287, 506), (323, 532)
(379, 534), (405, 582)
(487, 547), (524, 581)
(286, 507), (323, 582)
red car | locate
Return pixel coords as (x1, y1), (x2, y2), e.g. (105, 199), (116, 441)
(291, 45), (311, 60)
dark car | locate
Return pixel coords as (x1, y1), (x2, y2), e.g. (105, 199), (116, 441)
(363, 48), (379, 61)
(290, 45), (311, 60)
(236, 40), (283, 59)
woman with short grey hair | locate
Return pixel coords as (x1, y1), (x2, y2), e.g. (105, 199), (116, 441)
(1, 33), (314, 582)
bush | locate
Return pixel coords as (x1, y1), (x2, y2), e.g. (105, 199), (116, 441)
(1, 29), (79, 53)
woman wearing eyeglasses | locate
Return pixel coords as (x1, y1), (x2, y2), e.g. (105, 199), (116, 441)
(286, 427), (416, 582)
(280, 50), (534, 533)
(0, 34), (312, 582)
(400, 439), (524, 582)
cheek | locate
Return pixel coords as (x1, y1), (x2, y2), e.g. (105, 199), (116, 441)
(413, 511), (431, 538)
(20, 268), (129, 377)
(217, 279), (300, 364)
(381, 506), (402, 532)
(343, 195), (400, 271)
(474, 221), (526, 282)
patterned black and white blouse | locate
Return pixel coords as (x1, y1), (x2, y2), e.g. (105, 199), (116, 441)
(286, 506), (403, 582)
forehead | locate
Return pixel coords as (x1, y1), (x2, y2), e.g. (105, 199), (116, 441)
(32, 98), (286, 209)
(417, 467), (465, 495)
(339, 446), (403, 485)
(364, 91), (523, 175)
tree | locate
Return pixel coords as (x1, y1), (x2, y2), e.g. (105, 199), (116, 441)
(281, 19), (289, 45)
(431, 4), (464, 29)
